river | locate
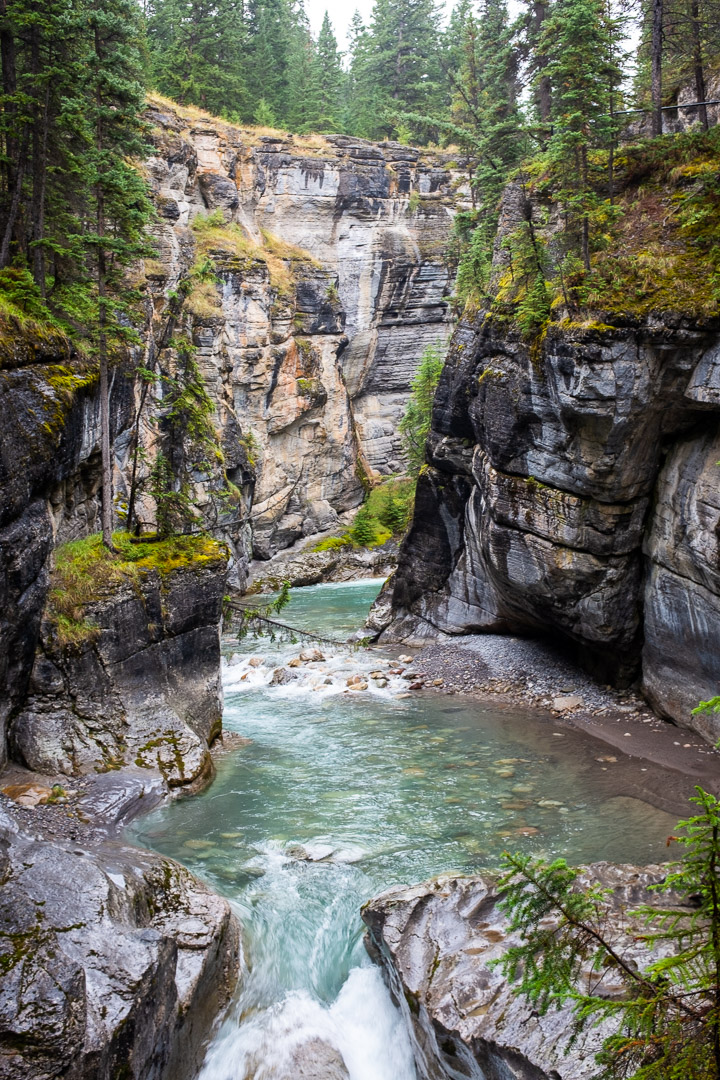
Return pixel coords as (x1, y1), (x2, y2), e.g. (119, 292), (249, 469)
(129, 579), (679, 1080)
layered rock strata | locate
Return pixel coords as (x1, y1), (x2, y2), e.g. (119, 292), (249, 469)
(10, 555), (228, 786)
(0, 804), (239, 1080)
(363, 866), (678, 1080)
(146, 101), (462, 559)
(382, 314), (720, 742)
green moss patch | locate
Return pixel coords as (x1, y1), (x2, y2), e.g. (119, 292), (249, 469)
(48, 531), (226, 646)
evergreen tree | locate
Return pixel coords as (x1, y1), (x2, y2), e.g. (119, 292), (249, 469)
(540, 0), (624, 269)
(312, 12), (344, 132)
(345, 10), (378, 136)
(84, 0), (154, 547)
(498, 788), (720, 1080)
(354, 0), (444, 139)
(245, 0), (296, 125)
(398, 342), (445, 474)
(446, 0), (526, 303)
(147, 0), (247, 118)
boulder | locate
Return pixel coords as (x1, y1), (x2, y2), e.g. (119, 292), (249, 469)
(0, 806), (240, 1080)
(363, 865), (678, 1080)
(10, 556), (228, 787)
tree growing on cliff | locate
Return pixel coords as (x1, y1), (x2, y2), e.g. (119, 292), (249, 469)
(399, 342), (445, 474)
(84, 0), (154, 548)
(540, 0), (625, 270)
(498, 786), (720, 1079)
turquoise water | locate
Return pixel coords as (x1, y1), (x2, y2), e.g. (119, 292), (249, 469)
(129, 579), (679, 1080)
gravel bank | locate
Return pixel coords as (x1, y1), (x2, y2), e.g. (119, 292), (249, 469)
(377, 633), (720, 803)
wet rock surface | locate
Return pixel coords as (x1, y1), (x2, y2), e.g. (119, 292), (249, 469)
(363, 866), (684, 1080)
(0, 794), (240, 1080)
(10, 557), (228, 787)
(383, 313), (720, 743)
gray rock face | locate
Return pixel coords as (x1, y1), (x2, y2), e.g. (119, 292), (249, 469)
(0, 805), (239, 1080)
(383, 314), (720, 739)
(362, 866), (674, 1080)
(10, 557), (227, 786)
(146, 106), (462, 558)
(0, 353), (133, 770)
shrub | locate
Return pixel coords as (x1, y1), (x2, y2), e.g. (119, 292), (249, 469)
(398, 343), (446, 475)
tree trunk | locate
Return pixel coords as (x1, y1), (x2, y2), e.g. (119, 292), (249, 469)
(98, 239), (114, 550)
(95, 43), (113, 550)
(0, 126), (27, 267)
(690, 0), (708, 131)
(0, 0), (17, 200)
(651, 0), (663, 136)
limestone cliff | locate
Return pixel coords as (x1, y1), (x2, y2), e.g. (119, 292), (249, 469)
(381, 147), (720, 744)
(144, 99), (462, 562)
(0, 110), (462, 770)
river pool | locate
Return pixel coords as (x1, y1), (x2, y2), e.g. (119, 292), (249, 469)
(129, 579), (679, 1080)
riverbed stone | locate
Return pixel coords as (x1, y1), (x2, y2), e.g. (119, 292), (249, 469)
(277, 1038), (349, 1079)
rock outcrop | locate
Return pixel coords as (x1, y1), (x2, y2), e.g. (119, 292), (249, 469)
(363, 866), (676, 1080)
(381, 312), (720, 742)
(0, 350), (133, 770)
(10, 553), (227, 786)
(0, 804), (240, 1080)
(145, 100), (462, 560)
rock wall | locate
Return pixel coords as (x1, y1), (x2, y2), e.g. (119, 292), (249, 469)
(0, 348), (134, 770)
(145, 101), (461, 559)
(382, 313), (720, 743)
(0, 805), (239, 1080)
(10, 556), (227, 786)
(363, 866), (676, 1080)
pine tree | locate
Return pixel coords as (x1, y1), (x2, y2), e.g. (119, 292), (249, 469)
(345, 10), (379, 137)
(447, 0), (526, 303)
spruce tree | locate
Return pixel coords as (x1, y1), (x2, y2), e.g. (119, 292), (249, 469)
(540, 0), (624, 269)
(313, 12), (344, 132)
(355, 0), (444, 139)
(84, 0), (153, 547)
(147, 0), (247, 118)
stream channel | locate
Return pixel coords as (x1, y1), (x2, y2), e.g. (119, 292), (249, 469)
(129, 578), (681, 1080)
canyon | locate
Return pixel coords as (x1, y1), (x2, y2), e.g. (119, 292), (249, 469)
(2, 105), (720, 1080)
